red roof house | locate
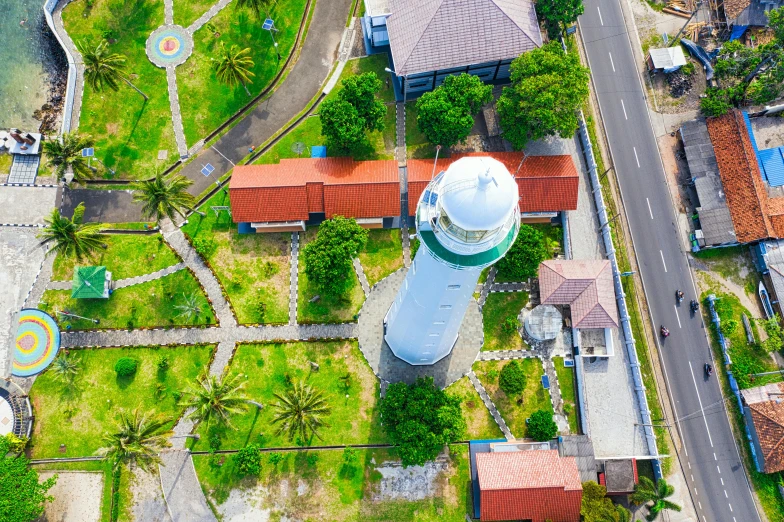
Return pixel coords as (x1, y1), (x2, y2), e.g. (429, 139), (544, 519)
(538, 259), (619, 329)
(476, 449), (583, 522)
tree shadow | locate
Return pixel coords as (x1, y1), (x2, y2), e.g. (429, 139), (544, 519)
(242, 407), (262, 447)
(116, 372), (136, 390)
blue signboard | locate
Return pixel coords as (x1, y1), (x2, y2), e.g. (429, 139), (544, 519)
(81, 148), (94, 157)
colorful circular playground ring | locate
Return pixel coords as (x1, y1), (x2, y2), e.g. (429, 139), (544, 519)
(146, 25), (193, 68)
(12, 309), (61, 377)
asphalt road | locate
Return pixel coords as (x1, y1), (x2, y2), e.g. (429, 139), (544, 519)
(578, 2), (761, 521)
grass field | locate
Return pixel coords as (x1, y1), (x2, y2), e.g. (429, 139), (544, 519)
(298, 227), (365, 323)
(51, 233), (180, 281)
(182, 192), (290, 324)
(41, 270), (215, 329)
(194, 446), (472, 518)
(28, 345), (214, 458)
(473, 358), (553, 439)
(173, 0), (217, 29)
(447, 377), (503, 440)
(358, 229), (403, 286)
(553, 357), (578, 434)
(481, 292), (529, 351)
(62, 0), (176, 178)
(188, 341), (385, 452)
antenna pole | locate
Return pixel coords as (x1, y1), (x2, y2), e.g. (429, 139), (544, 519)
(515, 153), (528, 176)
(431, 145), (442, 180)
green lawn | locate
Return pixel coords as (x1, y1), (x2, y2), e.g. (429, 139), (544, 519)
(177, 0), (309, 146)
(482, 292), (529, 351)
(32, 460), (118, 522)
(51, 233), (180, 282)
(0, 154), (12, 175)
(359, 229), (403, 286)
(28, 345), (214, 458)
(553, 357), (578, 434)
(494, 223), (564, 283)
(173, 0), (217, 28)
(194, 446), (471, 519)
(182, 192), (291, 324)
(298, 227), (365, 323)
(41, 270), (215, 330)
(473, 358), (553, 439)
(188, 341), (385, 452)
(62, 0), (176, 178)
(405, 101), (439, 159)
(447, 377), (503, 440)
(254, 53), (396, 165)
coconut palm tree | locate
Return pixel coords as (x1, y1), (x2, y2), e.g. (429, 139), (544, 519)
(77, 40), (148, 101)
(271, 380), (331, 442)
(132, 173), (203, 223)
(213, 43), (255, 96)
(43, 131), (95, 181)
(50, 352), (81, 386)
(174, 293), (202, 321)
(235, 0), (275, 20)
(37, 203), (107, 260)
(180, 372), (250, 428)
(97, 409), (172, 470)
(630, 477), (682, 521)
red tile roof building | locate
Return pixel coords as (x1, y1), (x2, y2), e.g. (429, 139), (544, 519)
(740, 382), (784, 473)
(229, 152), (579, 230)
(476, 450), (583, 522)
(539, 259), (619, 329)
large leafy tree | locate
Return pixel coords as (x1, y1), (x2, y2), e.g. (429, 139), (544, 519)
(97, 410), (172, 471)
(380, 377), (465, 467)
(213, 43), (256, 96)
(497, 42), (590, 150)
(582, 481), (631, 522)
(271, 381), (332, 442)
(77, 40), (148, 100)
(320, 73), (385, 152)
(526, 409), (558, 441)
(37, 203), (106, 260)
(180, 372), (250, 428)
(0, 436), (57, 522)
(415, 73), (493, 148)
(43, 131), (95, 181)
(302, 216), (368, 296)
(537, 0), (584, 37)
(495, 224), (548, 281)
(631, 477), (682, 521)
(132, 173), (200, 223)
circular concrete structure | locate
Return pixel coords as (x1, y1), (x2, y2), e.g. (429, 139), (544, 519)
(358, 269), (483, 388)
(146, 25), (193, 68)
(524, 305), (562, 342)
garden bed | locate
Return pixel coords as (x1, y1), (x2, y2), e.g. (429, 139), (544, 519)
(553, 356), (578, 433)
(447, 377), (503, 440)
(182, 192), (291, 324)
(41, 269), (215, 330)
(473, 358), (553, 439)
(358, 229), (403, 287)
(28, 344), (215, 458)
(188, 340), (385, 452)
(193, 446), (471, 520)
(481, 292), (529, 351)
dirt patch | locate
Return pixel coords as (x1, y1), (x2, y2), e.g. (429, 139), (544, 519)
(38, 471), (103, 522)
(750, 115), (784, 149)
(106, 122), (119, 135)
(370, 458), (449, 501)
(130, 468), (171, 522)
(215, 485), (272, 522)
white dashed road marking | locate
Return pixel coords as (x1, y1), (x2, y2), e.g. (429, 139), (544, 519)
(634, 146), (641, 167)
(660, 250), (667, 272)
(647, 198), (653, 219)
(609, 52), (615, 72)
(621, 99), (628, 120)
(675, 306), (682, 328)
(597, 5), (604, 24)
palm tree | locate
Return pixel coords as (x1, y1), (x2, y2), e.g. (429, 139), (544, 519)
(132, 173), (203, 223)
(97, 409), (172, 470)
(174, 293), (202, 321)
(50, 352), (81, 385)
(235, 0), (275, 20)
(630, 477), (682, 521)
(37, 203), (107, 260)
(77, 40), (148, 101)
(179, 372), (249, 428)
(213, 43), (255, 96)
(271, 380), (331, 442)
(43, 131), (95, 181)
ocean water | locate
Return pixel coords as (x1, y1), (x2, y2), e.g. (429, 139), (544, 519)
(0, 0), (52, 130)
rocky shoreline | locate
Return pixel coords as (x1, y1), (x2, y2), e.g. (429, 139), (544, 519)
(31, 11), (68, 135)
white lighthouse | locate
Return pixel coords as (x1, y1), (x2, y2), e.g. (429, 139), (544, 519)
(384, 156), (521, 365)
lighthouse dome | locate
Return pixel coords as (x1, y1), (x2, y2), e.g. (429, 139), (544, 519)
(438, 156), (518, 232)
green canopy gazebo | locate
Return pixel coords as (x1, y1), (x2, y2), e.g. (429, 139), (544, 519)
(72, 266), (112, 299)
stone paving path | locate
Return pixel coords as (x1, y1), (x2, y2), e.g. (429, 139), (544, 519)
(467, 371), (513, 440)
(166, 67), (188, 158)
(47, 262), (187, 291)
(476, 349), (535, 361)
(288, 232), (299, 325)
(25, 254), (55, 308)
(158, 450), (216, 522)
(209, 340), (236, 376)
(477, 267), (496, 307)
(489, 282), (527, 293)
(164, 0), (174, 25)
(395, 103), (407, 163)
(187, 0), (233, 34)
(51, 0), (84, 131)
(353, 258), (370, 296)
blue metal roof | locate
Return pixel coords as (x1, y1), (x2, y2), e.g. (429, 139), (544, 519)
(311, 145), (327, 158)
(743, 111), (784, 187)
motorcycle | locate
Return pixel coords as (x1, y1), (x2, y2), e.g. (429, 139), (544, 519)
(690, 300), (699, 313)
(660, 325), (670, 337)
(705, 363), (713, 377)
(676, 290), (684, 304)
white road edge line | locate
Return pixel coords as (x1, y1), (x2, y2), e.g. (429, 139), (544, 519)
(675, 306), (682, 328)
(647, 197), (653, 219)
(660, 250), (667, 272)
(633, 146), (641, 168)
(608, 52), (615, 72)
(621, 99), (628, 120)
(690, 360), (715, 447)
(597, 5), (604, 25)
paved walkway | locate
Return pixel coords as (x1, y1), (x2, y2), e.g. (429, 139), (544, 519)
(467, 371), (513, 439)
(477, 267), (496, 307)
(158, 450), (215, 522)
(353, 258), (370, 296)
(476, 350), (535, 361)
(489, 282), (527, 293)
(187, 0), (233, 33)
(166, 67), (188, 158)
(51, 0), (84, 131)
(288, 232), (299, 325)
(47, 262), (186, 291)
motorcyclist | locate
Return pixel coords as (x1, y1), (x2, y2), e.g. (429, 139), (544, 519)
(690, 299), (699, 311)
(661, 325), (669, 337)
(677, 289), (684, 302)
(705, 363), (713, 376)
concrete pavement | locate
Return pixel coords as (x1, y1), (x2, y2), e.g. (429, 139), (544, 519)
(579, 0), (761, 519)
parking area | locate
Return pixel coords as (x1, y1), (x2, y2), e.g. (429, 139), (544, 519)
(0, 185), (60, 225)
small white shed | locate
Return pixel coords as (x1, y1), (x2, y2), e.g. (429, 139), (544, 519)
(647, 47), (687, 73)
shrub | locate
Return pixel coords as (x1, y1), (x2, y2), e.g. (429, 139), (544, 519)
(234, 444), (262, 476)
(255, 299), (267, 322)
(193, 237), (217, 258)
(527, 409), (558, 441)
(721, 319), (738, 336)
(343, 446), (358, 466)
(114, 357), (138, 377)
(499, 360), (526, 395)
(111, 466), (121, 521)
(681, 61), (695, 76)
(156, 356), (169, 371)
(306, 453), (319, 466)
(268, 452), (284, 466)
(502, 316), (521, 334)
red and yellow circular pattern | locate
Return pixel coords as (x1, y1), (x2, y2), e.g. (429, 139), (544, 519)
(158, 36), (181, 56)
(12, 309), (60, 377)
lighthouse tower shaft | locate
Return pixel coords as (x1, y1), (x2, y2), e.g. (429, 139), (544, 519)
(384, 157), (520, 366)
